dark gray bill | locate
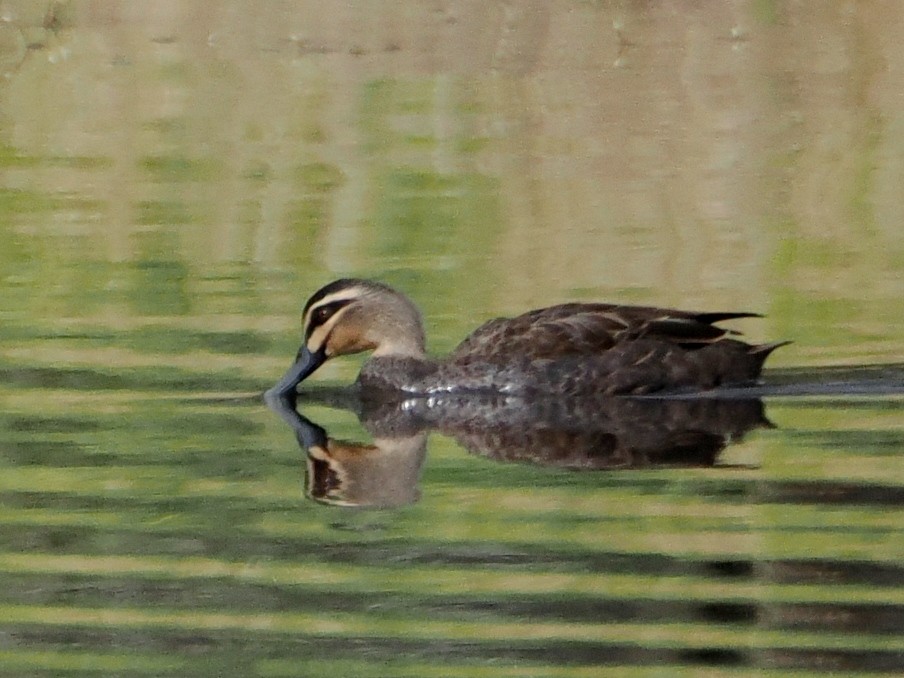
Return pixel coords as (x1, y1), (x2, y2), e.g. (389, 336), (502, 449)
(266, 345), (326, 397)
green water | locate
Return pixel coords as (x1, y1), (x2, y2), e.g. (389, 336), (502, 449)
(1, 2), (903, 676)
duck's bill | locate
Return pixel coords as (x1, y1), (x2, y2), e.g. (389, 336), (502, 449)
(267, 345), (326, 397)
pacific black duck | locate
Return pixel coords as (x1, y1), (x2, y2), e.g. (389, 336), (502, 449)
(269, 278), (787, 398)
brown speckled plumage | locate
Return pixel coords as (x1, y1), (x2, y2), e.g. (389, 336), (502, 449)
(269, 279), (787, 398)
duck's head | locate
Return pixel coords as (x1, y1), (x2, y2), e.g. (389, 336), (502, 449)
(268, 279), (426, 397)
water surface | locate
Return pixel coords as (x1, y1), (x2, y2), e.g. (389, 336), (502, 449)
(1, 2), (902, 676)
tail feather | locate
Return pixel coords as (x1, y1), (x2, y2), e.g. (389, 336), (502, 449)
(749, 340), (792, 368)
(695, 311), (763, 324)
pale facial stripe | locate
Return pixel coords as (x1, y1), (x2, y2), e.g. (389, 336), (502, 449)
(306, 307), (348, 354)
(303, 288), (365, 327)
(303, 289), (366, 354)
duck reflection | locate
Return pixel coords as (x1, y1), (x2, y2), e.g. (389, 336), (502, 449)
(266, 390), (771, 508)
(266, 391), (427, 508)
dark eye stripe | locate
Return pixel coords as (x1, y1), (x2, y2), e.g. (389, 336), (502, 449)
(301, 278), (364, 317)
(305, 300), (352, 338)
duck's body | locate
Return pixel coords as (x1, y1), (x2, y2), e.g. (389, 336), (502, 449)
(269, 279), (786, 399)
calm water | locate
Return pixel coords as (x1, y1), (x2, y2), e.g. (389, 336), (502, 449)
(1, 2), (903, 676)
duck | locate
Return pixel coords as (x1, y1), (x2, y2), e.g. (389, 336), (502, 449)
(268, 278), (787, 399)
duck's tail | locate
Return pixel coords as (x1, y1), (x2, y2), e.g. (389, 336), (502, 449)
(749, 340), (792, 368)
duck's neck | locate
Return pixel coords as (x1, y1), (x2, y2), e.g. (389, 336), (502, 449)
(358, 329), (433, 392)
(358, 353), (440, 393)
(371, 336), (427, 360)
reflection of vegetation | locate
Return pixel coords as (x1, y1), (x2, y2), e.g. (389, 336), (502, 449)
(373, 169), (498, 256)
(368, 166), (501, 352)
(848, 114), (881, 233)
(135, 200), (194, 226)
(130, 327), (268, 355)
(140, 155), (221, 182)
(284, 162), (346, 233)
(359, 78), (502, 350)
(241, 162), (271, 181)
(0, 143), (38, 167)
(752, 0), (780, 24)
(0, 143), (111, 169)
(0, 188), (103, 216)
(771, 225), (903, 359)
(0, 187), (56, 213)
(294, 162), (344, 191)
(130, 232), (191, 315)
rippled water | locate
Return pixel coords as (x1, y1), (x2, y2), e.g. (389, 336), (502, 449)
(1, 2), (903, 676)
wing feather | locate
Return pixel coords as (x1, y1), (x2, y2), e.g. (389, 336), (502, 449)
(450, 303), (757, 363)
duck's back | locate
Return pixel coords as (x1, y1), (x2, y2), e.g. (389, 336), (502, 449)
(449, 303), (758, 363)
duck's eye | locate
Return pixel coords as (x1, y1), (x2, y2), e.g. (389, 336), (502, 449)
(312, 306), (333, 325)
(308, 300), (352, 330)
